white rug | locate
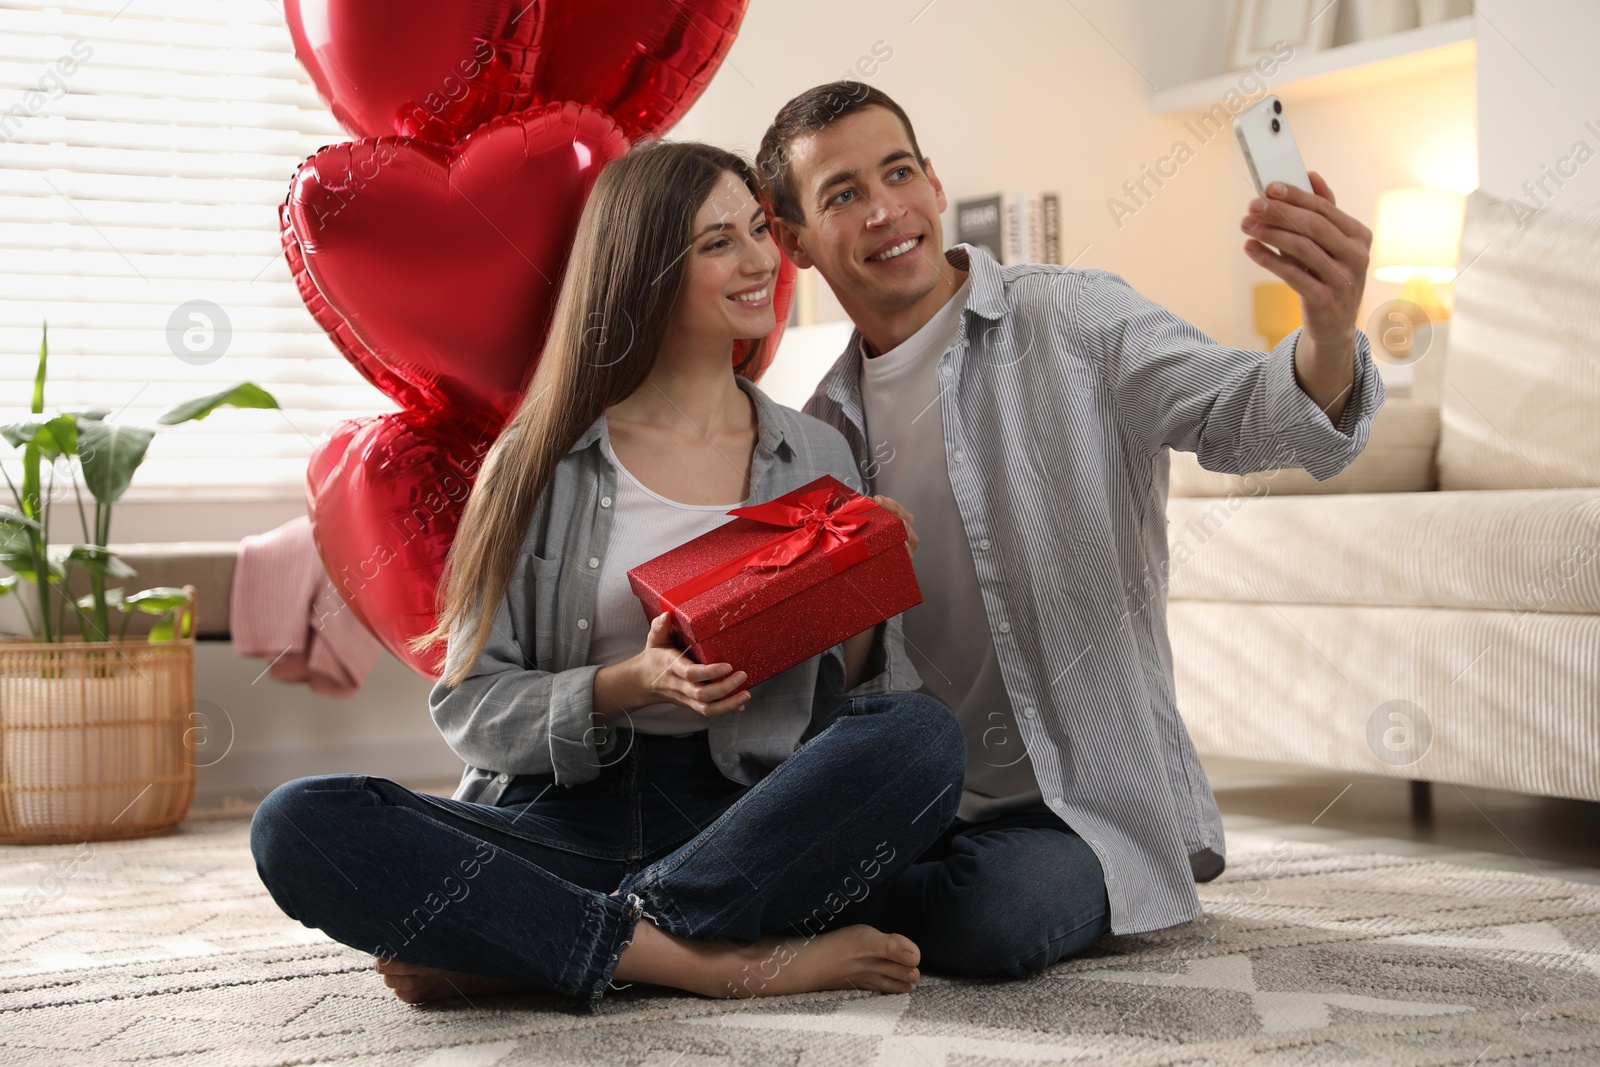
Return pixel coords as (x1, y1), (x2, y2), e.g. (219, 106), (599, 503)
(2, 816), (1598, 1066)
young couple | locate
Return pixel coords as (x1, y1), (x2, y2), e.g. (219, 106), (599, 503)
(252, 80), (1384, 1011)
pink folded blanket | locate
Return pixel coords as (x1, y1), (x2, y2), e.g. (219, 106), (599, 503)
(230, 515), (382, 697)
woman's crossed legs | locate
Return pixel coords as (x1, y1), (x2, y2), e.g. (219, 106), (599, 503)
(249, 691), (965, 1011)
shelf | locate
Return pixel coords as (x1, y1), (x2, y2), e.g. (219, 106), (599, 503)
(1149, 16), (1474, 114)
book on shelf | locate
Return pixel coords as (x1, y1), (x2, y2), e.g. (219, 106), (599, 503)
(955, 190), (1063, 265)
(954, 194), (1003, 263)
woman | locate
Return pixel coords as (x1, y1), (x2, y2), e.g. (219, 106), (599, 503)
(249, 140), (967, 1013)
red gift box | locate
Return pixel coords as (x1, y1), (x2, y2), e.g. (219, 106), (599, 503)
(627, 475), (923, 688)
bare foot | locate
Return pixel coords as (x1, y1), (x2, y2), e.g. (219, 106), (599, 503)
(373, 956), (533, 1004)
(614, 914), (922, 999)
(724, 924), (922, 998)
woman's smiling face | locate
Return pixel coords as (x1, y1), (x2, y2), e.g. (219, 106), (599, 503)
(669, 170), (779, 346)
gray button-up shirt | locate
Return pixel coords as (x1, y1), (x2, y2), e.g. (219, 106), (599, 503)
(804, 242), (1384, 935)
(430, 374), (922, 808)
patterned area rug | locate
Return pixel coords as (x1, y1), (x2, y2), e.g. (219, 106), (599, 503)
(1, 817), (1597, 1066)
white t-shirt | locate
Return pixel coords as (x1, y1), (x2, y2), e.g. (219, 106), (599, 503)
(586, 431), (749, 735)
(859, 276), (1046, 822)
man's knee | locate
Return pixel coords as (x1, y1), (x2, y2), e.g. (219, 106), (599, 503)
(928, 876), (1109, 978)
(919, 831), (1111, 978)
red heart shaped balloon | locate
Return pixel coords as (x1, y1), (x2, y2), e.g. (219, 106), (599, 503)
(284, 0), (748, 145)
(307, 408), (502, 677)
(283, 102), (630, 422)
(282, 201), (436, 415)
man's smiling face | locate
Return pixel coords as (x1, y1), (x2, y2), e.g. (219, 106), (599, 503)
(774, 106), (950, 318)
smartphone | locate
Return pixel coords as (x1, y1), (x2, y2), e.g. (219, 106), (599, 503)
(1233, 95), (1311, 198)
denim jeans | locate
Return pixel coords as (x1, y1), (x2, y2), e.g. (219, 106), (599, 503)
(249, 691), (966, 1011)
(823, 803), (1113, 978)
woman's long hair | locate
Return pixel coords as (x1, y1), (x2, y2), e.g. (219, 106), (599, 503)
(411, 141), (777, 688)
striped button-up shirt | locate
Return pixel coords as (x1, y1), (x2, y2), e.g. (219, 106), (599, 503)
(804, 242), (1384, 934)
(430, 373), (922, 809)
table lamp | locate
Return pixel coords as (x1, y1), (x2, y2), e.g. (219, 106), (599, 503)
(1253, 282), (1301, 348)
(1370, 186), (1466, 322)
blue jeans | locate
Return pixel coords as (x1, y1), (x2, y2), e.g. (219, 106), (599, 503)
(249, 691), (966, 1011)
(823, 803), (1113, 978)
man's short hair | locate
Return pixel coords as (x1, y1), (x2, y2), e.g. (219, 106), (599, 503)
(756, 81), (926, 227)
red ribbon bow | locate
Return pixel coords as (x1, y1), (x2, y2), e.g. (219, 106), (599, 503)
(725, 485), (874, 567)
(654, 485), (877, 615)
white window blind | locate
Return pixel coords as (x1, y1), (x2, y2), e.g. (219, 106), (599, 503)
(0, 0), (397, 501)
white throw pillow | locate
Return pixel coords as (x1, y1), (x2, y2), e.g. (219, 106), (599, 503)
(1436, 189), (1600, 490)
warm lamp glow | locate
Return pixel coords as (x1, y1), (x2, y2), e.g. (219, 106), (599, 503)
(1253, 282), (1301, 348)
(1371, 186), (1466, 284)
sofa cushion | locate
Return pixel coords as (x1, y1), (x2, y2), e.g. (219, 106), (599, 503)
(1165, 488), (1600, 613)
(1167, 398), (1439, 497)
(1436, 189), (1600, 490)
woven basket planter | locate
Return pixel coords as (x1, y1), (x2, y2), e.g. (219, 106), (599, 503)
(0, 585), (197, 844)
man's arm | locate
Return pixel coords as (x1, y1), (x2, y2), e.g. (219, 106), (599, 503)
(1071, 275), (1384, 480)
(1066, 169), (1385, 478)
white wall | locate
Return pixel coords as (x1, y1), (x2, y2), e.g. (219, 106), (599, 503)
(671, 0), (1239, 348)
(1476, 0), (1600, 211)
(670, 0), (1492, 382)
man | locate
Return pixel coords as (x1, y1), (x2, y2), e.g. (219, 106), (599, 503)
(756, 81), (1383, 978)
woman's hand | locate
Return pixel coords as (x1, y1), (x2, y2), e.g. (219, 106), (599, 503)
(872, 495), (918, 558)
(601, 612), (751, 721)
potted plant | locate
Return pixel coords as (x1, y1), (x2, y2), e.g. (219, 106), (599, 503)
(0, 323), (280, 843)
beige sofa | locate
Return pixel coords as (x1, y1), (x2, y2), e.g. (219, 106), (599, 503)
(1164, 188), (1600, 807)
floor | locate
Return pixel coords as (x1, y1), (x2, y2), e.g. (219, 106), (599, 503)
(1196, 754), (1600, 888)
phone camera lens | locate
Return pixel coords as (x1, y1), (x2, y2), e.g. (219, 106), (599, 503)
(1270, 118), (1281, 133)
(1272, 99), (1282, 114)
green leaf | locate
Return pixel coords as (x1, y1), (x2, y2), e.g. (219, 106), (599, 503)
(75, 586), (125, 610)
(76, 421), (155, 505)
(122, 587), (191, 614)
(146, 608), (192, 643)
(0, 555), (65, 583)
(32, 321), (47, 415)
(63, 544), (136, 578)
(0, 422), (38, 448)
(0, 514), (43, 567)
(0, 507), (43, 534)
(157, 382), (279, 425)
(38, 413), (77, 457)
(1, 413), (78, 457)
(66, 409), (110, 421)
(0, 574), (15, 598)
